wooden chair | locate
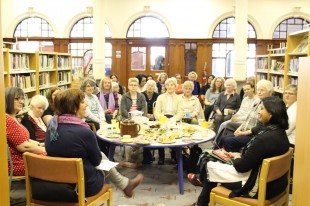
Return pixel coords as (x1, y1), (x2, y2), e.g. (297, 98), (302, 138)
(209, 147), (293, 206)
(7, 144), (25, 189)
(23, 152), (112, 206)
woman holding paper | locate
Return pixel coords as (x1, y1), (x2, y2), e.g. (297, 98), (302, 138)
(192, 96), (290, 206)
(44, 88), (143, 200)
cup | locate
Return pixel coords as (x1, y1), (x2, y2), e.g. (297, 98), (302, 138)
(185, 113), (191, 118)
(159, 115), (168, 125)
(202, 121), (209, 128)
(224, 109), (229, 116)
(198, 119), (205, 126)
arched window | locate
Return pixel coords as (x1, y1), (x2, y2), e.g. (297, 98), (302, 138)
(272, 17), (309, 39)
(69, 17), (112, 76)
(127, 16), (169, 75)
(13, 17), (54, 51)
(212, 17), (257, 78)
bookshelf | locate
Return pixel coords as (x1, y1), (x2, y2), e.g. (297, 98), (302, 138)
(255, 28), (310, 93)
(2, 49), (72, 114)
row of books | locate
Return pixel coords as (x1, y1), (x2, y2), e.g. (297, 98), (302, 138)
(58, 56), (70, 69)
(289, 58), (299, 73)
(10, 74), (36, 89)
(38, 72), (51, 86)
(270, 76), (284, 89)
(256, 57), (268, 70)
(40, 55), (55, 69)
(289, 77), (298, 85)
(58, 71), (71, 82)
(270, 60), (285, 71)
(256, 73), (267, 81)
(10, 54), (31, 70)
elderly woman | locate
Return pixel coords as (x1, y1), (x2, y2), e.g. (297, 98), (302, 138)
(156, 72), (168, 94)
(121, 77), (147, 120)
(21, 95), (49, 142)
(188, 71), (200, 97)
(81, 78), (105, 130)
(154, 77), (184, 164)
(143, 80), (159, 121)
(97, 76), (119, 124)
(175, 73), (184, 94)
(42, 88), (143, 201)
(181, 80), (204, 124)
(193, 96), (290, 206)
(217, 79), (274, 152)
(213, 78), (241, 133)
(6, 87), (46, 176)
(112, 81), (122, 109)
(204, 77), (225, 120)
(42, 87), (61, 125)
(110, 73), (124, 95)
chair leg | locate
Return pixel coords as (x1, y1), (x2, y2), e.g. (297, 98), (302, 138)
(121, 146), (126, 159)
(209, 192), (216, 206)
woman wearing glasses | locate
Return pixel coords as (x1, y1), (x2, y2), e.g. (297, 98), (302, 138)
(6, 87), (46, 176)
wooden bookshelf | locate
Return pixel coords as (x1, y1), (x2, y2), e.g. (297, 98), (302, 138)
(255, 28), (310, 93)
(2, 49), (72, 112)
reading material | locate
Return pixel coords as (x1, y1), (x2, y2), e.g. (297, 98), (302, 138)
(96, 160), (119, 171)
(208, 149), (232, 164)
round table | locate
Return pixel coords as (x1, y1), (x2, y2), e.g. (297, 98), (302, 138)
(97, 124), (216, 194)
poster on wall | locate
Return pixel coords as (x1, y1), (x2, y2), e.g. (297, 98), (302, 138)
(83, 50), (93, 77)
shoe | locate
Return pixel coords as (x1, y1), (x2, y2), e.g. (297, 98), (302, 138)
(123, 173), (144, 197)
(158, 159), (164, 165)
(187, 173), (203, 187)
(191, 201), (199, 206)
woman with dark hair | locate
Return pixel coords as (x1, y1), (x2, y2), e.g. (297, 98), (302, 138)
(135, 74), (147, 92)
(43, 88), (143, 200)
(200, 75), (215, 105)
(192, 96), (290, 206)
(110, 73), (124, 95)
(6, 87), (46, 176)
(42, 86), (61, 125)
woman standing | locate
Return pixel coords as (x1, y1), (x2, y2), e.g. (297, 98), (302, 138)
(43, 88), (143, 200)
(204, 77), (225, 120)
(6, 87), (46, 176)
(42, 87), (61, 125)
(193, 96), (290, 206)
(175, 73), (184, 95)
(121, 77), (147, 120)
(97, 76), (119, 123)
(81, 78), (106, 130)
(21, 95), (49, 142)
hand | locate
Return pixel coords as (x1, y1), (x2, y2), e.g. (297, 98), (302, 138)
(216, 110), (222, 116)
(105, 109), (112, 114)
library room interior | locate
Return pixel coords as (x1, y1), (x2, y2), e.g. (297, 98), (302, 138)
(1, 0), (310, 205)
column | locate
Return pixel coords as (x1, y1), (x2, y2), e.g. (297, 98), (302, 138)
(234, 0), (248, 81)
(92, 0), (106, 80)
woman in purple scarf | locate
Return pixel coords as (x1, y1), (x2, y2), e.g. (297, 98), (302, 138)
(97, 77), (119, 123)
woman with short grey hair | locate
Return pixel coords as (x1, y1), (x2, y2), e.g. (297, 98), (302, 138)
(22, 95), (49, 142)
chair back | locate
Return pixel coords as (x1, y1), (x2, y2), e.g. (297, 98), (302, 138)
(23, 152), (86, 205)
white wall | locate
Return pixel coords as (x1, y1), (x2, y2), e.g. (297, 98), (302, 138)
(1, 0), (310, 39)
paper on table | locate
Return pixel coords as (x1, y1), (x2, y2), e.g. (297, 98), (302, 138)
(96, 160), (119, 171)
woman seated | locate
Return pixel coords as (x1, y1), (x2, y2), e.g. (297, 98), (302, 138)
(192, 96), (290, 206)
(156, 72), (168, 94)
(110, 73), (124, 95)
(175, 73), (184, 95)
(154, 77), (184, 165)
(21, 95), (49, 143)
(43, 88), (143, 201)
(135, 74), (147, 92)
(143, 79), (159, 121)
(112, 82), (122, 110)
(97, 76), (119, 123)
(42, 87), (61, 125)
(187, 71), (200, 97)
(120, 77), (146, 120)
(6, 87), (46, 176)
(204, 77), (225, 121)
(81, 78), (106, 130)
(213, 78), (241, 133)
(181, 80), (204, 124)
(200, 75), (215, 106)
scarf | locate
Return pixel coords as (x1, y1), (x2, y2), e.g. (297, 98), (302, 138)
(99, 91), (115, 111)
(28, 110), (47, 132)
(48, 114), (90, 142)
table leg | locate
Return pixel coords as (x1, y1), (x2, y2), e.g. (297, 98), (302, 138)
(108, 144), (116, 161)
(176, 147), (184, 194)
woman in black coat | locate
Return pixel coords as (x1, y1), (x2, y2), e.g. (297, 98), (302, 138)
(193, 96), (290, 206)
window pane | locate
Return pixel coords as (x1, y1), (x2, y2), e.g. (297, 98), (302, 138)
(14, 17), (54, 38)
(151, 46), (165, 70)
(273, 17), (310, 39)
(212, 58), (225, 77)
(131, 47), (146, 70)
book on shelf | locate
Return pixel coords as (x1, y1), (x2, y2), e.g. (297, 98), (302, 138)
(289, 58), (299, 73)
(292, 35), (308, 54)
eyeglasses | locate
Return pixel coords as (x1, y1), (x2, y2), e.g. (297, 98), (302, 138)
(129, 84), (138, 87)
(284, 92), (296, 96)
